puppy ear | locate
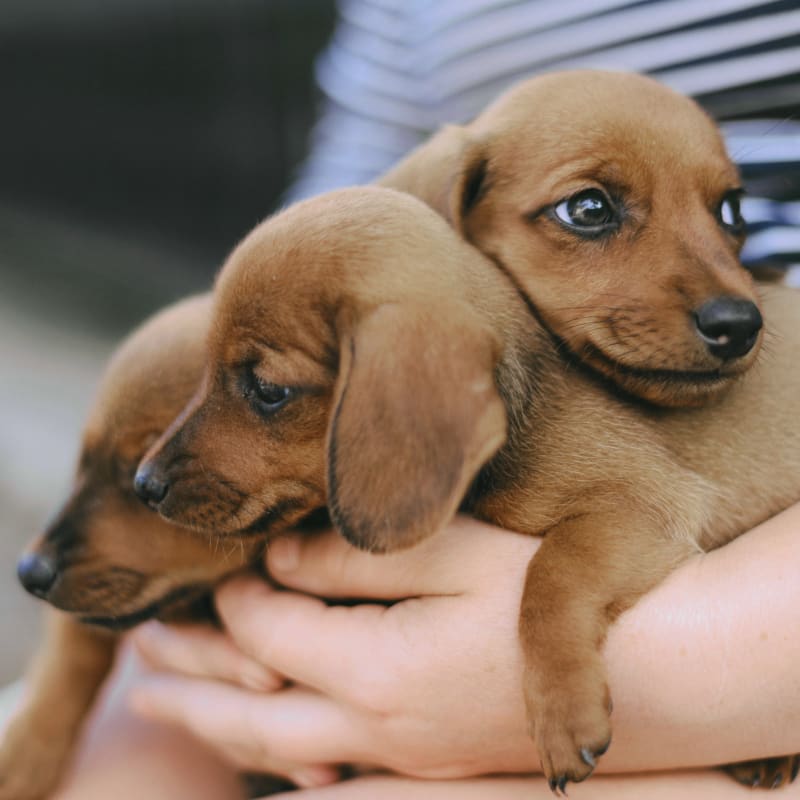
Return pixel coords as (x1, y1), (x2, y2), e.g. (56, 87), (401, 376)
(378, 125), (489, 232)
(327, 302), (507, 553)
(446, 140), (489, 235)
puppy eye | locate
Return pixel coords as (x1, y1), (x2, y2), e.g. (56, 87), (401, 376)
(254, 379), (292, 410)
(719, 192), (745, 234)
(245, 370), (294, 416)
(553, 189), (617, 233)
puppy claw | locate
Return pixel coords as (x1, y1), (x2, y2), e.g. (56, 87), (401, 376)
(723, 755), (799, 790)
(580, 747), (596, 768)
(530, 689), (611, 792)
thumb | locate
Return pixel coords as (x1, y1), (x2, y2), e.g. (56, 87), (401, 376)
(265, 516), (538, 599)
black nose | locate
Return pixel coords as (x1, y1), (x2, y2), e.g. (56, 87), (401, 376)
(17, 553), (57, 598)
(694, 297), (762, 360)
(133, 462), (169, 506)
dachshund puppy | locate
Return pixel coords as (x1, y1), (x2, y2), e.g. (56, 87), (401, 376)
(1, 294), (275, 800)
(137, 187), (800, 792)
(379, 70), (764, 408)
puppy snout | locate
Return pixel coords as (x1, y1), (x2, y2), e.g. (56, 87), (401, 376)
(694, 297), (762, 360)
(17, 552), (57, 598)
(133, 461), (169, 507)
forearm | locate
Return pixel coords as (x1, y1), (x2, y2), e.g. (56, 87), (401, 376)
(600, 501), (800, 771)
(271, 770), (800, 799)
(130, 505), (800, 780)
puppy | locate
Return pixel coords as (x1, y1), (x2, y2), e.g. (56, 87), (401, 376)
(137, 186), (800, 792)
(1, 294), (272, 800)
(380, 70), (799, 787)
(379, 70), (764, 409)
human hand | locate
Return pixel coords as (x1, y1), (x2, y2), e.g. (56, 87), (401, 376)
(131, 504), (800, 782)
(131, 517), (542, 779)
(128, 622), (339, 790)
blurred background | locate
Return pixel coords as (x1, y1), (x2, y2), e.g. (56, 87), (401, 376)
(0, 0), (336, 682)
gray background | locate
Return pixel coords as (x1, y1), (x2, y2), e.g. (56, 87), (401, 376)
(0, 0), (334, 683)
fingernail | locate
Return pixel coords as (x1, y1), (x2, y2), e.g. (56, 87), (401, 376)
(292, 766), (337, 789)
(269, 536), (300, 572)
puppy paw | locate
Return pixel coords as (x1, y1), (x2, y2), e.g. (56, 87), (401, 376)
(0, 720), (71, 800)
(723, 755), (800, 790)
(526, 678), (612, 795)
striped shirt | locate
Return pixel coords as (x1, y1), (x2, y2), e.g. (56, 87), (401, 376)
(287, 0), (800, 276)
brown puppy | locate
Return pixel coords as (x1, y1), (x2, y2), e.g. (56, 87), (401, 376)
(379, 70), (764, 408)
(137, 187), (800, 792)
(1, 295), (271, 800)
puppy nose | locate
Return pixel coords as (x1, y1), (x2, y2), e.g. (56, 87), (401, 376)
(133, 462), (169, 506)
(17, 553), (57, 598)
(694, 297), (762, 360)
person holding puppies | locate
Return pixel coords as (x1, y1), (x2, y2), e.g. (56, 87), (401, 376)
(122, 73), (800, 794)
(6, 4), (796, 797)
(49, 167), (800, 800)
(49, 506), (800, 799)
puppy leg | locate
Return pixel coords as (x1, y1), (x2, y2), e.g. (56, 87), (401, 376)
(519, 505), (695, 793)
(0, 611), (116, 800)
(723, 755), (800, 790)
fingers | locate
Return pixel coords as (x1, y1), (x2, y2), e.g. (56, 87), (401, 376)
(130, 676), (364, 772)
(133, 622), (283, 692)
(215, 575), (392, 696)
(267, 515), (539, 599)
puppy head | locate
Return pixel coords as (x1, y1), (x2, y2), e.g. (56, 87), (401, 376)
(18, 295), (264, 629)
(391, 70), (763, 407)
(138, 187), (507, 552)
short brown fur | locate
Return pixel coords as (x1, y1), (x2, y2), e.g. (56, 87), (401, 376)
(379, 70), (763, 408)
(140, 185), (800, 791)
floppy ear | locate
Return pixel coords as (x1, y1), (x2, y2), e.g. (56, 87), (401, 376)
(326, 302), (507, 553)
(378, 125), (489, 233)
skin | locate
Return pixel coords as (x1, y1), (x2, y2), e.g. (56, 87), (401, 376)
(125, 504), (800, 793)
(2, 507), (793, 799)
(266, 773), (800, 799)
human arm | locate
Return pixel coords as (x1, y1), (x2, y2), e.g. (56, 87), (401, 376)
(131, 504), (800, 779)
(266, 771), (800, 800)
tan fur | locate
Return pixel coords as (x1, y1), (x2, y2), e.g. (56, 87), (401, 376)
(139, 184), (800, 791)
(0, 295), (268, 800)
(379, 70), (762, 408)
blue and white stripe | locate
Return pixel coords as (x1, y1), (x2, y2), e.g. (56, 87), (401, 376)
(288, 0), (800, 274)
